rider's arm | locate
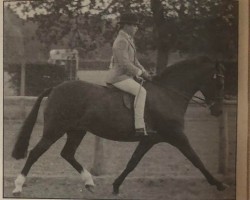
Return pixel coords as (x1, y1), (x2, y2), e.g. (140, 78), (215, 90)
(135, 57), (146, 73)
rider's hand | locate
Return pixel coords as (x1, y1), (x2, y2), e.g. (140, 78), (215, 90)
(142, 71), (153, 81)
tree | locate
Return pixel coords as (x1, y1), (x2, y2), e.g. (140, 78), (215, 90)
(150, 0), (238, 73)
(7, 0), (238, 74)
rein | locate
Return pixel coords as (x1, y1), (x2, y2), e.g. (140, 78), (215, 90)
(151, 69), (224, 109)
(165, 86), (208, 108)
(150, 77), (208, 108)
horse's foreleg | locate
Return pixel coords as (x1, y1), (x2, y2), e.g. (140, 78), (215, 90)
(113, 139), (155, 194)
(60, 130), (95, 192)
(167, 132), (228, 191)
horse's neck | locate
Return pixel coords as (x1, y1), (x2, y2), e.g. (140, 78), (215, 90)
(154, 74), (200, 101)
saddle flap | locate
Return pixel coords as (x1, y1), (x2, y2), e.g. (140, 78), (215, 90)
(104, 84), (155, 131)
(105, 83), (134, 110)
(123, 94), (134, 110)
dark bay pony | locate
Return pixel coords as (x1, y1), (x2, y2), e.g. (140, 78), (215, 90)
(11, 56), (228, 196)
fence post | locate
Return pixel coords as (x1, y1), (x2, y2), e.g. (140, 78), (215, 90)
(20, 62), (26, 96)
(218, 105), (229, 174)
(91, 136), (105, 176)
(20, 63), (26, 119)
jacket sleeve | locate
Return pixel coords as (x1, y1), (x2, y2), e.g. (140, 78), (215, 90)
(135, 57), (146, 73)
(113, 39), (141, 76)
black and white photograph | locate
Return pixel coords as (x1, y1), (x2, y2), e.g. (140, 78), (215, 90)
(3, 0), (246, 199)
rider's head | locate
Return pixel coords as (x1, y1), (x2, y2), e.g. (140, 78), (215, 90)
(118, 12), (139, 37)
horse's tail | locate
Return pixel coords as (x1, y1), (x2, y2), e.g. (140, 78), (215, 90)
(12, 88), (53, 160)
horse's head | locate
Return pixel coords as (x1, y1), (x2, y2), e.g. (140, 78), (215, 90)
(199, 62), (225, 117)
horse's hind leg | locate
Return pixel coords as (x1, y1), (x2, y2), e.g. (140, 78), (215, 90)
(167, 132), (228, 191)
(60, 130), (95, 191)
(12, 124), (65, 196)
(113, 139), (156, 194)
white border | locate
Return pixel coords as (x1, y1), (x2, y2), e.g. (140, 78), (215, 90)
(237, 0), (249, 199)
(1, 0), (249, 199)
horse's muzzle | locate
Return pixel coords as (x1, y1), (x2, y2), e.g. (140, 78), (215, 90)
(210, 103), (223, 117)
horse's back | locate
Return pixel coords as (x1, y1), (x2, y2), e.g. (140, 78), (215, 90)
(44, 80), (125, 119)
(44, 81), (106, 117)
(49, 80), (111, 100)
(54, 80), (105, 94)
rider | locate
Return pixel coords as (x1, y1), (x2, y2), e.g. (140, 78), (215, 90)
(106, 12), (153, 136)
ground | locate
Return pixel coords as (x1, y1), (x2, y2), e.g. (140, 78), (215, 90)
(3, 105), (237, 199)
(4, 176), (235, 199)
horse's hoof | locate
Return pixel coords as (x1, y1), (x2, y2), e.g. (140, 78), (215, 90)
(85, 184), (95, 193)
(216, 183), (229, 191)
(12, 191), (21, 197)
(23, 183), (27, 187)
(113, 191), (123, 198)
(112, 187), (119, 195)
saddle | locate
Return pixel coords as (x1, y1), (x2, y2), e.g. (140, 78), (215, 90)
(105, 84), (157, 135)
(105, 84), (135, 110)
(123, 93), (134, 110)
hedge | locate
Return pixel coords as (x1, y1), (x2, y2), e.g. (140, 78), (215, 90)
(5, 63), (67, 96)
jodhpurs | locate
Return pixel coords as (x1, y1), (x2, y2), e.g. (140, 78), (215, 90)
(113, 78), (146, 129)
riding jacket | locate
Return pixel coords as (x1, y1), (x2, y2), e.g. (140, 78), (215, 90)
(106, 30), (146, 84)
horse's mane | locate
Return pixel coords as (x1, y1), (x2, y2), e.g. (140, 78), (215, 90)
(154, 56), (213, 82)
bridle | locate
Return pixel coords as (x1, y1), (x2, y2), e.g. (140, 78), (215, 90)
(197, 71), (225, 108)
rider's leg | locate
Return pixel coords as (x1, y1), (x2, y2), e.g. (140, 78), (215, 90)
(113, 78), (146, 131)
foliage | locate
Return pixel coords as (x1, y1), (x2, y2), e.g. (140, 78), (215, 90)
(7, 1), (238, 59)
(6, 0), (238, 92)
(4, 7), (50, 65)
(158, 0), (238, 54)
(150, 0), (238, 72)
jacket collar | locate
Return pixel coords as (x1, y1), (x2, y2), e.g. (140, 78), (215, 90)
(119, 30), (136, 51)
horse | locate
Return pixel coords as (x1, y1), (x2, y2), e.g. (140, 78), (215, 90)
(11, 56), (228, 196)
